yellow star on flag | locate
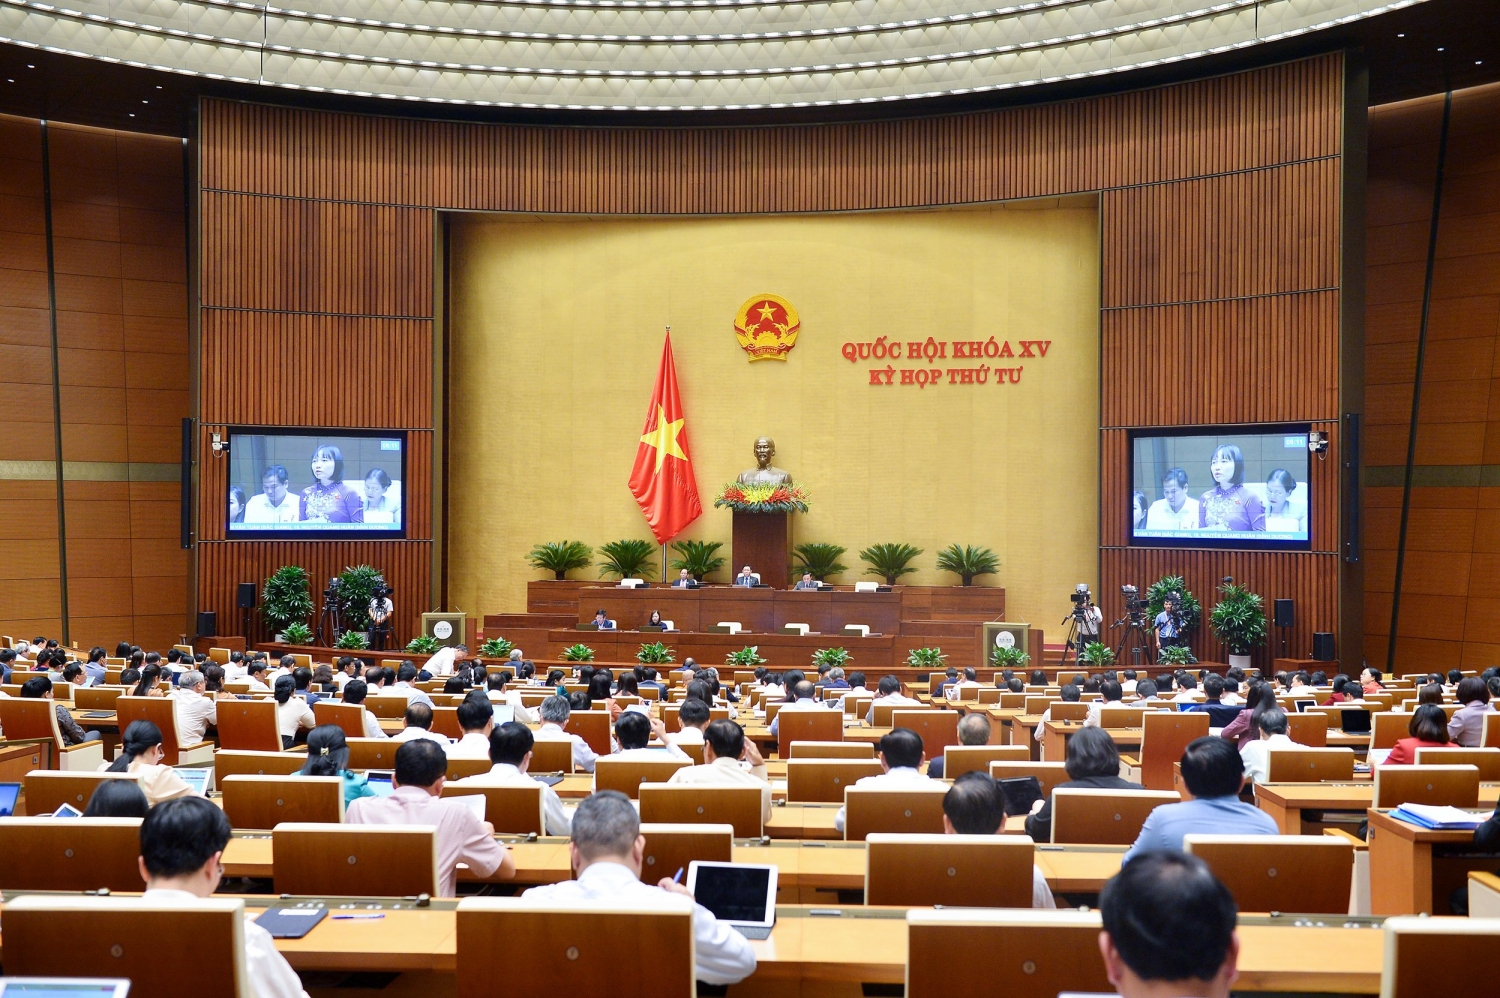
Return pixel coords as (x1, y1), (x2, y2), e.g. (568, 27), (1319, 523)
(639, 404), (688, 474)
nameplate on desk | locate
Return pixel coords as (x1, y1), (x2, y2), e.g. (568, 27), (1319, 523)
(575, 624), (599, 630)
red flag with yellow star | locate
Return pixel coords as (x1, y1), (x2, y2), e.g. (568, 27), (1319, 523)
(629, 331), (702, 544)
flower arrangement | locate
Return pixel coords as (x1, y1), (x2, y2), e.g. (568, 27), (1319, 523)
(714, 482), (811, 513)
(560, 643), (595, 662)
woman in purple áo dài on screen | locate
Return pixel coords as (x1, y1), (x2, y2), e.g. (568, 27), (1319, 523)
(1198, 444), (1265, 532)
(300, 445), (365, 523)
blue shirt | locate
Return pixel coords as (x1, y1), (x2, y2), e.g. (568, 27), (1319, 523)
(1154, 611), (1178, 639)
(1123, 796), (1278, 863)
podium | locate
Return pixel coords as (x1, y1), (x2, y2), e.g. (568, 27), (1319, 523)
(732, 511), (793, 591)
(420, 612), (467, 648)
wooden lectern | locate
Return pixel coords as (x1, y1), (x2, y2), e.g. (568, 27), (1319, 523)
(420, 611), (467, 648)
(732, 511), (792, 590)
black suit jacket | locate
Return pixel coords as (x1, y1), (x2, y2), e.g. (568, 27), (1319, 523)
(1024, 774), (1143, 842)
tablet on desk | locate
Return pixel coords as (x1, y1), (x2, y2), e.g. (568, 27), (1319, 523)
(174, 767), (212, 795)
(51, 803), (83, 818)
(0, 782), (23, 817)
(1294, 699), (1316, 713)
(492, 705), (514, 726)
(80, 710), (115, 719)
(367, 772), (396, 796)
(0, 981), (131, 997)
(687, 862), (778, 940)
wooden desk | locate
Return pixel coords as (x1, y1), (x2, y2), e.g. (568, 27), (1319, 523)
(571, 585), (905, 636)
(1255, 783), (1500, 836)
(1366, 807), (1500, 916)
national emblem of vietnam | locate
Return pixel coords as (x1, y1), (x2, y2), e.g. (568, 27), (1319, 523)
(733, 294), (801, 362)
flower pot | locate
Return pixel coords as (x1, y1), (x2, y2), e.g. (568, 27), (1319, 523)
(1228, 653), (1252, 671)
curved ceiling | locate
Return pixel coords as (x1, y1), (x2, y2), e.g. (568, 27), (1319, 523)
(0, 0), (1423, 109)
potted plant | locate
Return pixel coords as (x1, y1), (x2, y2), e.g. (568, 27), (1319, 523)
(669, 540), (726, 582)
(726, 646), (767, 668)
(598, 539), (656, 580)
(935, 544), (1000, 586)
(281, 622), (314, 646)
(906, 646), (947, 669)
(528, 541), (593, 581)
(811, 647), (851, 669)
(990, 645), (1031, 670)
(860, 543), (923, 586)
(406, 635), (440, 655)
(1157, 644), (1197, 666)
(793, 543), (848, 582)
(636, 641), (676, 664)
(478, 637), (515, 661)
(262, 566), (314, 640)
(1079, 642), (1116, 667)
(332, 564), (386, 638)
(1209, 580), (1267, 670)
(335, 630), (369, 651)
(1146, 575), (1202, 637)
(560, 644), (595, 662)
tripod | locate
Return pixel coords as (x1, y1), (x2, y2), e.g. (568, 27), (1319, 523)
(314, 583), (342, 646)
(1056, 609), (1089, 679)
(1111, 612), (1156, 668)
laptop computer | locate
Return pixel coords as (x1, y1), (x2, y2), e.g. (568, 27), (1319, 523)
(0, 782), (21, 817)
(1340, 708), (1372, 734)
(491, 704), (515, 726)
(174, 767), (212, 795)
(687, 862), (778, 940)
(0, 981), (131, 997)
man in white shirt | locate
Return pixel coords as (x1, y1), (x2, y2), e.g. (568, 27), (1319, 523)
(1172, 675), (1201, 704)
(172, 670), (227, 747)
(837, 671), (872, 710)
(536, 695), (598, 773)
(242, 465), (300, 524)
(448, 696), (494, 759)
(666, 719), (772, 827)
(768, 681), (826, 738)
(834, 728), (937, 834)
(224, 652), (248, 682)
(138, 796), (310, 998)
(423, 644), (466, 678)
(454, 721), (572, 836)
(609, 711), (689, 763)
(340, 679), (388, 739)
(523, 790), (756, 985)
(1239, 707), (1297, 784)
(667, 697), (710, 749)
(944, 667), (983, 701)
(346, 739), (514, 897)
(486, 672), (538, 724)
(864, 675), (922, 724)
(244, 661), (272, 694)
(392, 702), (450, 745)
(1084, 680), (1133, 728)
(1133, 679), (1168, 707)
(385, 664), (435, 709)
(941, 771), (1056, 909)
(1034, 684), (1084, 755)
(1119, 670), (1139, 695)
(1145, 468), (1200, 531)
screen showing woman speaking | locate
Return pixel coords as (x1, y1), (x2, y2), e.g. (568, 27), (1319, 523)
(1130, 428), (1311, 549)
(228, 431), (405, 537)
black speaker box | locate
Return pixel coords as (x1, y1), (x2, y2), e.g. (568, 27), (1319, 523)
(1312, 632), (1335, 661)
(237, 582), (257, 609)
(196, 610), (217, 639)
(1274, 599), (1295, 629)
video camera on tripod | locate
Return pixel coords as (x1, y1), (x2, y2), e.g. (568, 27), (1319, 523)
(1068, 583), (1093, 621)
(1120, 584), (1148, 626)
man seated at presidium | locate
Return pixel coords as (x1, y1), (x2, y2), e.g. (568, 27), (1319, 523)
(793, 572), (820, 590)
(591, 609), (616, 630)
(1099, 852), (1241, 998)
(735, 566), (758, 587)
(1123, 737), (1277, 861)
(671, 569), (697, 588)
(523, 790), (756, 985)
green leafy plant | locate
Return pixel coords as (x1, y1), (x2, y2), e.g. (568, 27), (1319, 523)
(906, 646), (947, 668)
(1157, 644), (1197, 666)
(812, 647), (852, 669)
(406, 635), (440, 654)
(669, 539), (726, 582)
(281, 622), (313, 645)
(479, 637), (515, 660)
(1079, 642), (1116, 667)
(332, 564), (386, 632)
(262, 566), (314, 634)
(560, 643), (596, 662)
(990, 645), (1032, 670)
(335, 629), (369, 650)
(636, 641), (676, 664)
(598, 539), (656, 580)
(1209, 580), (1268, 656)
(1146, 575), (1202, 636)
(726, 646), (767, 667)
(860, 542), (924, 585)
(935, 544), (1000, 586)
(528, 540), (594, 581)
(793, 543), (848, 582)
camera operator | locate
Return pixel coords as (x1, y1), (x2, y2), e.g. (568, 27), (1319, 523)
(1071, 585), (1103, 657)
(1154, 595), (1183, 651)
(369, 584), (394, 651)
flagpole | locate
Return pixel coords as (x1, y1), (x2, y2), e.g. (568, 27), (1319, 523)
(662, 542), (668, 581)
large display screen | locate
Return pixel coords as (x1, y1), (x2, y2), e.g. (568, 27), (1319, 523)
(227, 430), (406, 538)
(1130, 426), (1311, 549)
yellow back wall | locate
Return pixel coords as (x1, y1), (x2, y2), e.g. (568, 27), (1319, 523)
(447, 198), (1100, 628)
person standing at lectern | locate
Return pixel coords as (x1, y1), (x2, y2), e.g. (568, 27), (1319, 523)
(737, 437), (792, 485)
(793, 572), (819, 591)
(735, 566), (758, 587)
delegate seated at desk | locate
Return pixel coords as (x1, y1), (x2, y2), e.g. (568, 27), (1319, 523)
(1025, 727), (1142, 842)
(735, 566), (758, 587)
(1123, 737), (1277, 863)
(793, 572), (820, 590)
(834, 728), (937, 833)
(769, 681), (827, 738)
(865, 675), (921, 724)
(1099, 852), (1241, 998)
(943, 771), (1054, 908)
(590, 609), (616, 630)
(668, 719), (772, 824)
(670, 569), (698, 588)
(455, 721), (573, 836)
(536, 695), (598, 773)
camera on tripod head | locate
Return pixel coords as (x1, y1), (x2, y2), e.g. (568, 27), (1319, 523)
(1120, 584), (1149, 625)
(1070, 583), (1093, 617)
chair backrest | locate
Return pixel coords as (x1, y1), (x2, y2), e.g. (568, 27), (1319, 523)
(942, 745), (1028, 779)
(364, 695), (409, 719)
(216, 749), (308, 781)
(446, 756), (493, 782)
(1023, 696), (1057, 715)
(1265, 746), (1356, 783)
(443, 783), (544, 835)
(272, 822), (440, 896)
(209, 647), (232, 664)
(1049, 788), (1181, 844)
(75, 686), (123, 710)
(1137, 711), (1211, 790)
(785, 758), (885, 802)
(866, 833), (1035, 907)
(891, 710), (960, 762)
(989, 761), (1071, 798)
(638, 783), (763, 837)
(594, 757), (693, 799)
(455, 896), (695, 998)
(1100, 706), (1150, 729)
(0, 817), (146, 891)
(639, 822), (734, 884)
(842, 785), (949, 841)
(23, 771), (140, 815)
(1484, 712), (1500, 749)
(0, 697), (66, 749)
(907, 909), (1110, 998)
(529, 738), (578, 774)
(221, 774), (344, 828)
(344, 736), (400, 771)
(216, 698), (284, 752)
(116, 695), (190, 763)
(1379, 916), (1500, 998)
(1373, 711), (1410, 749)
(1286, 711), (1329, 747)
(1184, 833), (1354, 914)
(1373, 765), (1480, 809)
(1049, 702), (1089, 723)
(1414, 746), (1500, 781)
(788, 740), (873, 759)
(2, 895), (249, 997)
(565, 709), (612, 756)
(776, 708), (845, 758)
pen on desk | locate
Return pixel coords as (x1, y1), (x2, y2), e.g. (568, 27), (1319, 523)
(331, 913), (386, 920)
(672, 867), (685, 884)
